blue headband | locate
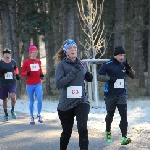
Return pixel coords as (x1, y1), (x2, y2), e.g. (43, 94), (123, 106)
(63, 39), (77, 53)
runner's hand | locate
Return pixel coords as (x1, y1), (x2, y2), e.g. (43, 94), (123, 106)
(40, 74), (44, 80)
(16, 74), (20, 80)
(40, 74), (44, 78)
(85, 72), (93, 82)
(123, 59), (131, 70)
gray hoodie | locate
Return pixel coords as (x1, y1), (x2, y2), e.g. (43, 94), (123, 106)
(55, 57), (90, 111)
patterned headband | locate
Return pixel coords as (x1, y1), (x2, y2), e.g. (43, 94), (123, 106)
(63, 39), (77, 53)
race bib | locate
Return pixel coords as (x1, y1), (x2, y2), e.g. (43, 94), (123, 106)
(4, 72), (13, 79)
(114, 79), (124, 88)
(67, 86), (82, 98)
(30, 64), (40, 71)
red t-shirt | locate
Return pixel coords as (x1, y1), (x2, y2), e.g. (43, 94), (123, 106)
(21, 58), (43, 85)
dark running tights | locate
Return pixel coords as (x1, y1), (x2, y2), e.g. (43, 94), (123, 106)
(105, 104), (128, 137)
(58, 103), (90, 150)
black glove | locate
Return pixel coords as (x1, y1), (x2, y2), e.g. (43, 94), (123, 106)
(109, 77), (117, 83)
(40, 74), (44, 80)
(14, 66), (16, 70)
(123, 59), (131, 70)
(40, 74), (44, 78)
(16, 74), (20, 80)
(27, 71), (30, 76)
(85, 72), (93, 82)
(2, 69), (7, 74)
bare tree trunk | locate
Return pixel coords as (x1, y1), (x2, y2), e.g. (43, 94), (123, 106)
(8, 0), (19, 60)
(18, 0), (31, 96)
(62, 0), (67, 41)
(18, 0), (34, 60)
(0, 0), (12, 50)
(0, 21), (2, 58)
(74, 5), (81, 56)
(44, 0), (53, 95)
(133, 0), (145, 87)
(147, 0), (150, 95)
(114, 0), (125, 48)
(23, 34), (30, 60)
(32, 30), (39, 57)
(133, 29), (140, 79)
(8, 0), (21, 98)
(66, 1), (75, 39)
(45, 33), (53, 95)
(20, 33), (30, 96)
(53, 0), (61, 53)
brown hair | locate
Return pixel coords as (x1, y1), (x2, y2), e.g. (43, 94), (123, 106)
(53, 40), (67, 66)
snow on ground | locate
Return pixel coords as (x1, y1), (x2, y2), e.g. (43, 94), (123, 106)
(0, 98), (150, 134)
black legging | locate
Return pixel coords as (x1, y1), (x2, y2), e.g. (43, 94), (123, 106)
(58, 103), (90, 150)
(105, 104), (128, 137)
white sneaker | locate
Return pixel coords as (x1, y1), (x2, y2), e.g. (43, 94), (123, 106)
(37, 115), (43, 123)
(30, 117), (35, 125)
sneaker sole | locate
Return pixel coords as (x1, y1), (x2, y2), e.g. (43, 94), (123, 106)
(4, 117), (9, 122)
(106, 139), (112, 143)
(30, 122), (35, 125)
(121, 139), (131, 145)
(38, 120), (43, 123)
(12, 115), (17, 119)
(105, 132), (112, 143)
(4, 119), (9, 122)
(37, 115), (43, 123)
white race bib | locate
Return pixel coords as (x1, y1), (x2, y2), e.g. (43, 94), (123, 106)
(67, 86), (82, 98)
(4, 72), (13, 79)
(30, 64), (40, 71)
(114, 79), (124, 88)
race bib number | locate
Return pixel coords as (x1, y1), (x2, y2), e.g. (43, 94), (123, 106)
(67, 86), (82, 98)
(114, 79), (124, 88)
(30, 64), (40, 71)
(4, 72), (13, 79)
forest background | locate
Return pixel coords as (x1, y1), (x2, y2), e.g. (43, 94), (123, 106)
(0, 0), (150, 100)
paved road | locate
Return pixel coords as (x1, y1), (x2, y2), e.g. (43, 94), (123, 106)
(0, 109), (149, 150)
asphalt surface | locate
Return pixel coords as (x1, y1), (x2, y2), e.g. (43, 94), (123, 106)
(0, 109), (150, 150)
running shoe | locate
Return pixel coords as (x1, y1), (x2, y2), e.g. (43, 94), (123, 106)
(30, 117), (35, 125)
(121, 136), (131, 145)
(37, 114), (43, 123)
(105, 131), (112, 143)
(4, 114), (9, 122)
(11, 110), (17, 119)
